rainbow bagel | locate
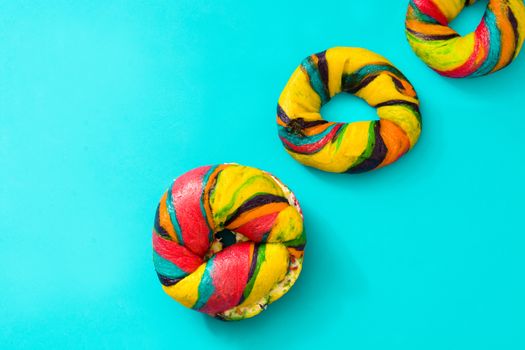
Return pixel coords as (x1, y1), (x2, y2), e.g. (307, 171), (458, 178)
(277, 47), (422, 174)
(406, 0), (525, 78)
(152, 164), (305, 321)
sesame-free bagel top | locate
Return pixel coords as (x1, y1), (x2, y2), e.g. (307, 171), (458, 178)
(406, 0), (525, 78)
(277, 47), (422, 173)
(152, 164), (305, 320)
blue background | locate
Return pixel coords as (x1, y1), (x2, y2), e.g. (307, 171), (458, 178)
(1, 1), (524, 348)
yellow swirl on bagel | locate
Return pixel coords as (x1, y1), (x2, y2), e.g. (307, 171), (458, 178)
(277, 47), (422, 173)
(405, 0), (525, 78)
(152, 164), (305, 321)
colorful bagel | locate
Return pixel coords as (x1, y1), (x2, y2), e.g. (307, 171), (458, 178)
(406, 0), (525, 78)
(277, 47), (422, 174)
(152, 164), (305, 321)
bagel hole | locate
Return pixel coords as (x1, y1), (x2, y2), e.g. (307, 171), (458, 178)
(204, 229), (250, 260)
(215, 229), (237, 248)
(320, 93), (379, 124)
(449, 0), (488, 36)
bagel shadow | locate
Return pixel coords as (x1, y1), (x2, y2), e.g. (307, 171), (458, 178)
(422, 35), (525, 99)
(297, 140), (430, 191)
(414, 0), (525, 98)
(437, 60), (525, 95)
(288, 111), (430, 188)
(201, 206), (367, 346)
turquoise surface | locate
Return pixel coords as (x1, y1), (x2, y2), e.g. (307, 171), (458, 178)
(1, 1), (524, 348)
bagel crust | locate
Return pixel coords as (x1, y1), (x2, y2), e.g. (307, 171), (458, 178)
(277, 47), (422, 173)
(152, 164), (305, 320)
(406, 0), (525, 78)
